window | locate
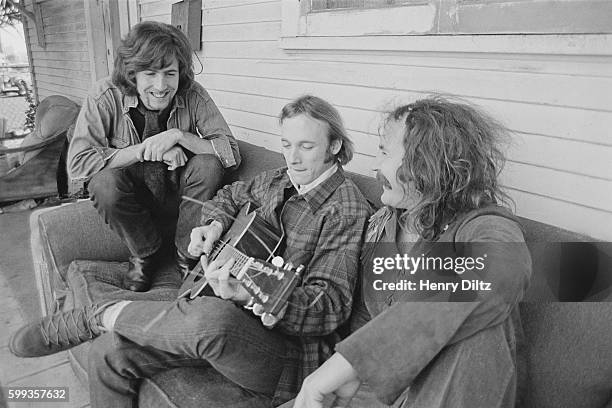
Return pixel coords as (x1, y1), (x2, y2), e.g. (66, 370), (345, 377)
(311, 0), (416, 12)
(280, 0), (612, 54)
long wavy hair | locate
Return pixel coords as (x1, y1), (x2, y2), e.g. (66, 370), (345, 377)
(387, 96), (512, 240)
(280, 95), (354, 165)
(112, 21), (194, 96)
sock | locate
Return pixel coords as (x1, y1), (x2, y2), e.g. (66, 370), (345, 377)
(101, 300), (132, 330)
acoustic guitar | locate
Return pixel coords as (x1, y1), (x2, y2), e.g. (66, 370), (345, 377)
(178, 202), (304, 328)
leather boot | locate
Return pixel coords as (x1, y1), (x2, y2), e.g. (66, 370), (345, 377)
(123, 255), (157, 292)
(176, 250), (198, 279)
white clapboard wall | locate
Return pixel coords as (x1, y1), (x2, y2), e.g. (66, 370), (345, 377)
(129, 0), (612, 240)
(21, 0), (92, 103)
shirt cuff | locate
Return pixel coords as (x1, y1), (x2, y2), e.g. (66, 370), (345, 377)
(201, 207), (232, 233)
(210, 137), (236, 168)
(70, 147), (118, 181)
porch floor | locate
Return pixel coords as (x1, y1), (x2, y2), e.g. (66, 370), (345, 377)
(0, 209), (90, 408)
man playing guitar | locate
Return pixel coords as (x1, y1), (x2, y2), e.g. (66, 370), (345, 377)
(10, 95), (372, 408)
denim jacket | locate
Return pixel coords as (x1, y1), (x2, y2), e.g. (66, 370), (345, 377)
(67, 77), (240, 181)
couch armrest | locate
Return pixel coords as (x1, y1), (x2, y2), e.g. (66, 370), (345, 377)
(30, 200), (130, 313)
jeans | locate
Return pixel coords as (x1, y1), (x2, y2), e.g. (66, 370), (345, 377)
(88, 154), (224, 258)
(88, 296), (288, 408)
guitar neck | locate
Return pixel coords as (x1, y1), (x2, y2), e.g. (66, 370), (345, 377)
(210, 240), (251, 277)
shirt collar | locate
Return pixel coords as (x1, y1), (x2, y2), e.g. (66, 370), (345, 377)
(283, 165), (345, 213)
(287, 164), (338, 196)
(122, 91), (185, 114)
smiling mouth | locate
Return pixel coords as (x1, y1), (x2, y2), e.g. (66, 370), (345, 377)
(150, 90), (170, 98)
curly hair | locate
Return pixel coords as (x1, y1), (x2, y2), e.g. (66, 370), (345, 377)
(279, 95), (354, 166)
(387, 96), (512, 240)
(112, 21), (194, 96)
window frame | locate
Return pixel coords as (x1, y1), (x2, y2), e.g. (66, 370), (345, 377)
(280, 0), (612, 55)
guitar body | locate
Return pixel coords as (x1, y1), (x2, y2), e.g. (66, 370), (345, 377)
(178, 203), (303, 327)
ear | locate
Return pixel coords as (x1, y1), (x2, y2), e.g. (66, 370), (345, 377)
(330, 139), (342, 155)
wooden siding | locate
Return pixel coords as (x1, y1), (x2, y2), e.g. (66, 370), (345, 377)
(23, 0), (91, 104)
(114, 1), (612, 240)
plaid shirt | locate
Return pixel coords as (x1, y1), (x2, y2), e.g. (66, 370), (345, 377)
(200, 166), (372, 405)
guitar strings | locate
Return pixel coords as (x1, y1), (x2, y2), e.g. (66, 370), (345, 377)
(185, 235), (324, 311)
(187, 239), (247, 279)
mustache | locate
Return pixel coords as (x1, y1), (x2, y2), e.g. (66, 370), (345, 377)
(376, 171), (390, 186)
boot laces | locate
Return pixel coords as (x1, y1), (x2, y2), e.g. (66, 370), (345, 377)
(40, 304), (105, 347)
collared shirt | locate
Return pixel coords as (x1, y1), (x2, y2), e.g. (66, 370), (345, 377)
(200, 167), (372, 405)
(67, 77), (240, 181)
(287, 164), (338, 196)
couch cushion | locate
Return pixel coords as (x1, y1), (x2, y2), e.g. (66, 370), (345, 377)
(140, 368), (272, 408)
(39, 200), (132, 279)
(520, 303), (612, 408)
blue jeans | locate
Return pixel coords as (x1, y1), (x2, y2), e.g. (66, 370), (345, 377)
(87, 296), (288, 408)
(88, 154), (224, 259)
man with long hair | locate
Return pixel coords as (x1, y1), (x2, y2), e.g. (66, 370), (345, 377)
(68, 22), (241, 292)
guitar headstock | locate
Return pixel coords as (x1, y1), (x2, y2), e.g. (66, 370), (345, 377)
(236, 256), (304, 327)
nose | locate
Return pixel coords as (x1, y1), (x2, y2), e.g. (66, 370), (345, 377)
(287, 147), (301, 164)
(153, 74), (166, 90)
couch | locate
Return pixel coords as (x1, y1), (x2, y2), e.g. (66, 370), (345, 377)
(30, 140), (612, 408)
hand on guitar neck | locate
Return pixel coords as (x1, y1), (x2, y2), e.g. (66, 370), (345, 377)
(203, 257), (251, 305)
(187, 218), (252, 304)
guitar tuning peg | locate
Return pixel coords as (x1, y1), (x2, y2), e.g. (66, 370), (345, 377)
(261, 312), (279, 328)
(252, 303), (264, 316)
(271, 256), (284, 268)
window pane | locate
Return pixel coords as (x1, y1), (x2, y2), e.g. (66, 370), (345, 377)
(311, 0), (417, 12)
